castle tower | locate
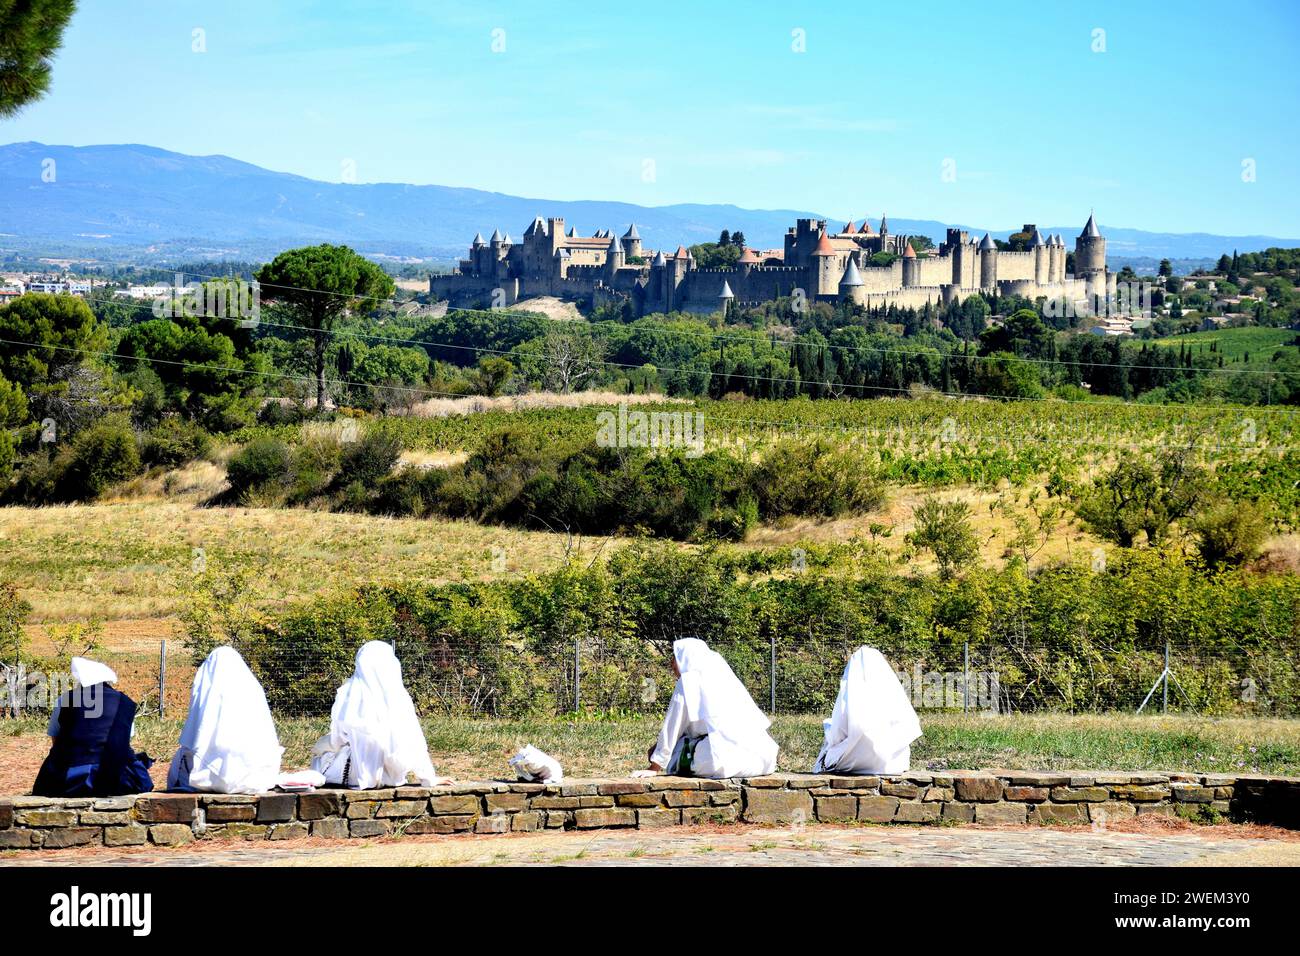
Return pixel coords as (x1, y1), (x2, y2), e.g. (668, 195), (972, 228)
(838, 258), (865, 307)
(738, 246), (760, 276)
(622, 223), (642, 260)
(811, 230), (838, 296)
(718, 279), (735, 315)
(547, 217), (566, 257)
(667, 246), (691, 312)
(1029, 228), (1047, 285)
(606, 232), (624, 278)
(1074, 213), (1106, 277)
(978, 233), (998, 292)
(901, 241), (919, 288)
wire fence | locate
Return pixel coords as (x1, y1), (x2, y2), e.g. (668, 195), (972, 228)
(4, 639), (1296, 721)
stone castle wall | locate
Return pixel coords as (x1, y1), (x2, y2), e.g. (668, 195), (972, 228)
(3, 770), (1296, 850)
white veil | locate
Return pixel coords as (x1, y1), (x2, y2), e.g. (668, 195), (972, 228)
(167, 646), (283, 794)
(814, 646), (921, 774)
(312, 641), (437, 788)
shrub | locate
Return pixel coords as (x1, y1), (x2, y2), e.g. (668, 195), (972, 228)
(753, 439), (886, 518)
(336, 429), (403, 486)
(908, 496), (979, 577)
(141, 417), (213, 469)
(1192, 499), (1272, 569)
(56, 416), (142, 501)
(225, 437), (292, 499)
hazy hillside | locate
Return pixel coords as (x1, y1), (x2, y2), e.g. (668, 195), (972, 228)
(1, 142), (1295, 264)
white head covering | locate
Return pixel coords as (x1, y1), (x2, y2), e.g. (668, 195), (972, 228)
(70, 657), (117, 688)
(672, 638), (778, 775)
(167, 646), (283, 794)
(814, 646), (922, 775)
(315, 641), (437, 789)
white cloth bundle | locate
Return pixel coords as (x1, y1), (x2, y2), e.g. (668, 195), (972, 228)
(167, 646), (284, 794)
(509, 745), (563, 783)
(310, 641), (438, 789)
(649, 638), (778, 779)
(813, 646), (922, 775)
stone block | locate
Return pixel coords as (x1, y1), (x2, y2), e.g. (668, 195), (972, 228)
(104, 824), (148, 847)
(1030, 803), (1088, 825)
(857, 796), (900, 822)
(0, 804), (12, 829)
(149, 824), (195, 846)
(663, 790), (709, 808)
(0, 829), (39, 848)
(975, 803), (1028, 825)
(741, 788), (813, 825)
(578, 796), (615, 808)
(408, 815), (476, 835)
(1111, 785), (1170, 803)
(349, 819), (390, 838)
(1051, 787), (1109, 802)
(255, 794), (297, 823)
(615, 792), (664, 808)
(710, 791), (741, 806)
(543, 811), (569, 829)
(788, 776), (830, 789)
(92, 797), (134, 811)
(636, 808), (681, 829)
(377, 800), (428, 818)
(941, 803), (975, 823)
(1089, 802), (1137, 824)
(508, 783), (548, 794)
(682, 805), (738, 825)
(511, 811), (542, 832)
(597, 782), (649, 795)
(484, 793), (528, 813)
(345, 801), (377, 819)
(954, 776), (1003, 803)
(829, 776), (880, 790)
(1003, 772), (1070, 787)
(298, 792), (344, 820)
(430, 795), (481, 815)
(574, 808), (636, 829)
(647, 777), (700, 791)
(1068, 775), (1096, 787)
(135, 795), (198, 824)
(895, 802), (941, 823)
(1003, 786), (1049, 803)
(206, 804), (256, 823)
(270, 822), (310, 840)
(881, 781), (921, 799)
(310, 818), (349, 839)
(815, 796), (858, 822)
(530, 796), (582, 810)
(475, 814), (511, 834)
(43, 827), (102, 848)
(209, 823), (268, 840)
(923, 786), (955, 802)
(1172, 785), (1215, 803)
(17, 809), (77, 827)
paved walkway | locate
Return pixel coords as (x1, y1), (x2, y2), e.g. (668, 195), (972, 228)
(4, 823), (1298, 867)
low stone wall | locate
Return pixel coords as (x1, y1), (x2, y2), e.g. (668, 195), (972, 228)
(3, 770), (1297, 850)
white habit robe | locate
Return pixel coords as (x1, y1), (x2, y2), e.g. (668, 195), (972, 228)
(650, 638), (779, 779)
(310, 641), (439, 789)
(813, 646), (922, 775)
(167, 645), (284, 794)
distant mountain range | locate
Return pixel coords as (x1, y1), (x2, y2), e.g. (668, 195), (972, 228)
(2, 142), (1296, 265)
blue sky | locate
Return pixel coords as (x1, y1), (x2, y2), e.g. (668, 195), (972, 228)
(4, 0), (1299, 236)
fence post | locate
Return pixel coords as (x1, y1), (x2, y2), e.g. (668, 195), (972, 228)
(158, 640), (167, 718)
(769, 634), (776, 714)
(573, 638), (581, 713)
(1163, 641), (1169, 714)
(963, 641), (970, 713)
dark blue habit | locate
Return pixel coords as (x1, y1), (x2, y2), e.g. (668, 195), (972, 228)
(32, 685), (154, 797)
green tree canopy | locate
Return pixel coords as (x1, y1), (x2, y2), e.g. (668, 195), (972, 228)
(0, 0), (77, 118)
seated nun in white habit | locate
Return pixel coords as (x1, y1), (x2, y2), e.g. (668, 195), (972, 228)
(638, 638), (778, 779)
(167, 645), (283, 794)
(812, 646), (921, 776)
(310, 641), (448, 789)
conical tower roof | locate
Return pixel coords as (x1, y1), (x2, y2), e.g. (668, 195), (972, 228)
(839, 259), (864, 287)
(812, 231), (835, 256)
(902, 241), (917, 259)
(1081, 213), (1101, 239)
(472, 232), (485, 246)
(623, 223), (640, 239)
(978, 232), (996, 251)
(718, 280), (735, 299)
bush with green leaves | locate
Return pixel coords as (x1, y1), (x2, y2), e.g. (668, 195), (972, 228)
(224, 436), (292, 500)
(141, 417), (213, 469)
(908, 496), (979, 577)
(55, 415), (142, 501)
